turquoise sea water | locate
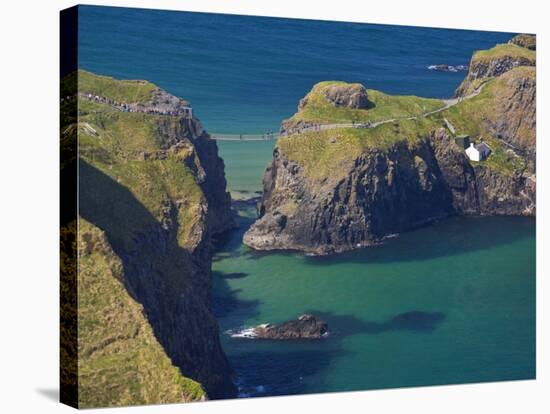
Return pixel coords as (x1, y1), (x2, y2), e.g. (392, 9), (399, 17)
(214, 140), (535, 397)
(77, 5), (535, 398)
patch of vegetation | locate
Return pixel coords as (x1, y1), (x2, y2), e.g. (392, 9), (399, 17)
(288, 81), (445, 125)
(440, 68), (530, 175)
(77, 219), (206, 408)
(473, 43), (535, 62)
(278, 117), (437, 180)
(280, 65), (532, 179)
(78, 69), (157, 103)
(63, 70), (212, 407)
(75, 92), (205, 249)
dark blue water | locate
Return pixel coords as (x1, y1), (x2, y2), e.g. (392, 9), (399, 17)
(78, 5), (514, 133)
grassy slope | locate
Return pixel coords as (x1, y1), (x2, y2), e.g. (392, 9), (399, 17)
(78, 69), (157, 103)
(77, 96), (203, 250)
(287, 81), (445, 125)
(473, 43), (535, 62)
(278, 118), (433, 180)
(77, 219), (205, 408)
(62, 70), (208, 406)
(456, 43), (536, 95)
(279, 68), (531, 180)
(439, 66), (533, 175)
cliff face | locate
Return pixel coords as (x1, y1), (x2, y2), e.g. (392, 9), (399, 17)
(245, 138), (454, 254)
(244, 40), (536, 255)
(509, 33), (536, 51)
(455, 40), (535, 97)
(61, 70), (236, 407)
(481, 67), (536, 162)
(245, 129), (534, 255)
(76, 219), (206, 407)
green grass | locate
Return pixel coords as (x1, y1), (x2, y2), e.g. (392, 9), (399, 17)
(280, 67), (533, 179)
(440, 70), (530, 175)
(278, 117), (437, 180)
(287, 81), (445, 125)
(473, 43), (536, 62)
(456, 43), (536, 96)
(63, 70), (214, 407)
(78, 69), (158, 103)
(77, 219), (206, 408)
(75, 93), (206, 249)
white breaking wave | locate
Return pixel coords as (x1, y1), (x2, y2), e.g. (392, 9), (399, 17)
(226, 327), (258, 338)
(427, 64), (468, 72)
(236, 379), (268, 398)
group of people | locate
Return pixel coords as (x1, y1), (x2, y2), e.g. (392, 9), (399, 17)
(79, 93), (188, 117)
(235, 132), (275, 140)
(282, 120), (374, 136)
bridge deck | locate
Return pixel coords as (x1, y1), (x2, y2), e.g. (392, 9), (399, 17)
(209, 133), (277, 141)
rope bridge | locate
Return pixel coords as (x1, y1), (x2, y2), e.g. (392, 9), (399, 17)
(209, 133), (277, 141)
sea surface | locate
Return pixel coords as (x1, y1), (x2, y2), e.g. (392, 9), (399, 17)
(78, 5), (535, 398)
(79, 5), (514, 134)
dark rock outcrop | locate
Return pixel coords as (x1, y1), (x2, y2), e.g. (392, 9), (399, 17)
(252, 314), (329, 339)
(455, 44), (535, 97)
(244, 127), (535, 255)
(509, 34), (536, 51)
(323, 83), (370, 109)
(482, 67), (536, 164)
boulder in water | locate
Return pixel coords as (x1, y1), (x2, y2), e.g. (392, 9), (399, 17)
(252, 314), (329, 339)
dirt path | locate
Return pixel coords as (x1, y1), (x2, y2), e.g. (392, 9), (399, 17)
(281, 83), (486, 137)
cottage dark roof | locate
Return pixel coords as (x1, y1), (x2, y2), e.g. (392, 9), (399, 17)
(475, 142), (492, 152)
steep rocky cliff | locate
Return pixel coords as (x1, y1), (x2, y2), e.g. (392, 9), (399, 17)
(509, 33), (536, 51)
(244, 40), (535, 255)
(61, 70), (236, 407)
(455, 37), (535, 97)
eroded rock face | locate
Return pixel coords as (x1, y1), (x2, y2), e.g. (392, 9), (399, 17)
(75, 72), (237, 400)
(509, 34), (536, 51)
(245, 38), (535, 257)
(245, 135), (455, 255)
(455, 50), (535, 97)
(252, 314), (329, 339)
(324, 83), (370, 109)
(485, 67), (536, 163)
(244, 128), (535, 255)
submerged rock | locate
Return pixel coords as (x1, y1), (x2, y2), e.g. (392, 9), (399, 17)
(235, 314), (329, 340)
(428, 64), (468, 72)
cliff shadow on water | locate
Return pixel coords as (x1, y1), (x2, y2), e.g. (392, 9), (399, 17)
(78, 159), (236, 399)
(303, 215), (535, 266)
(211, 207), (449, 396)
(222, 309), (446, 397)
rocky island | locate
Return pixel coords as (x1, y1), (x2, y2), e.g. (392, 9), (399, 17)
(244, 35), (536, 255)
(229, 314), (329, 340)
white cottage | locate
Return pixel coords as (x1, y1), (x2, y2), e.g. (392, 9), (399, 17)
(465, 141), (492, 161)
